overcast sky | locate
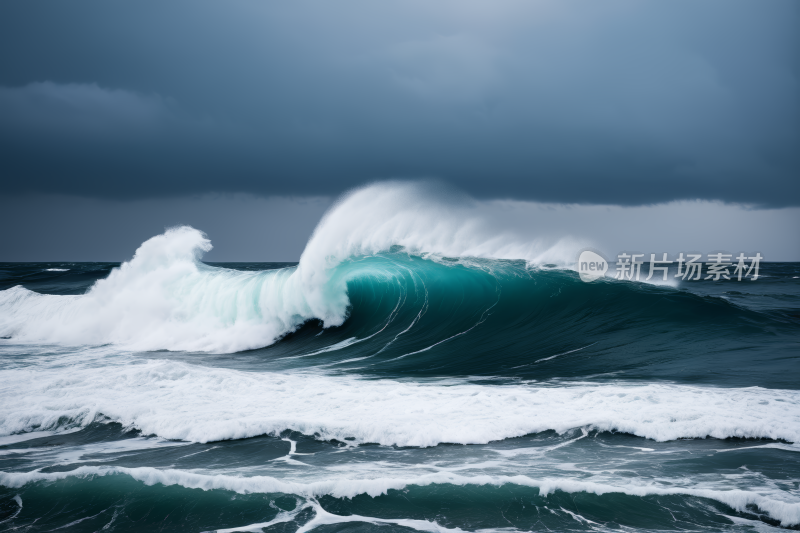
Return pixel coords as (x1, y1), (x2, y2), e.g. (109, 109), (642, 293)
(1, 192), (797, 262)
(0, 1), (797, 260)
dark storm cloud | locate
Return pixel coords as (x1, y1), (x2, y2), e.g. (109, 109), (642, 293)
(0, 193), (332, 261)
(0, 0), (797, 205)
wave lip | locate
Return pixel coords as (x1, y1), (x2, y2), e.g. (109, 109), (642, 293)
(2, 466), (799, 527)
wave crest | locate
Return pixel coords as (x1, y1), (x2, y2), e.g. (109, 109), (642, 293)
(0, 183), (585, 352)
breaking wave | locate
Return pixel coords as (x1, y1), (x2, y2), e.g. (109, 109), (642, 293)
(0, 184), (582, 352)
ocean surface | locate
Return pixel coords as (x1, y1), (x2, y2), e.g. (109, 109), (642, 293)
(1, 216), (799, 531)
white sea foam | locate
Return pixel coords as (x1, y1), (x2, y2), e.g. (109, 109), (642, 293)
(0, 227), (318, 352)
(217, 499), (468, 533)
(44, 268), (69, 272)
(0, 358), (797, 446)
(10, 437), (191, 468)
(2, 466), (799, 527)
(214, 504), (310, 533)
(0, 183), (584, 353)
(295, 500), (463, 533)
(0, 428), (81, 446)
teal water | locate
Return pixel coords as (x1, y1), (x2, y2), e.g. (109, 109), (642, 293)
(1, 242), (799, 531)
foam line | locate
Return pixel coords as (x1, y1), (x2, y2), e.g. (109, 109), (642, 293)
(2, 467), (799, 527)
(296, 500), (461, 533)
(534, 342), (597, 364)
(1, 360), (797, 445)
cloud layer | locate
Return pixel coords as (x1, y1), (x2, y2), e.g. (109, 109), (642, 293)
(0, 0), (796, 205)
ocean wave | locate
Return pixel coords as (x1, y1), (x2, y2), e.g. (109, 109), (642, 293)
(0, 227), (320, 352)
(1, 359), (797, 445)
(0, 183), (584, 353)
(2, 466), (799, 526)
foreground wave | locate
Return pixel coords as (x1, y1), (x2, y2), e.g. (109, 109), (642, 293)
(1, 358), (798, 445)
(3, 466), (800, 527)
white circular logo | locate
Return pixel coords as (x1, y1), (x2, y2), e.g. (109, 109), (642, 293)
(577, 250), (608, 282)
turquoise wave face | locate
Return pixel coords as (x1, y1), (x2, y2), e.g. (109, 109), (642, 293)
(199, 254), (796, 389)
